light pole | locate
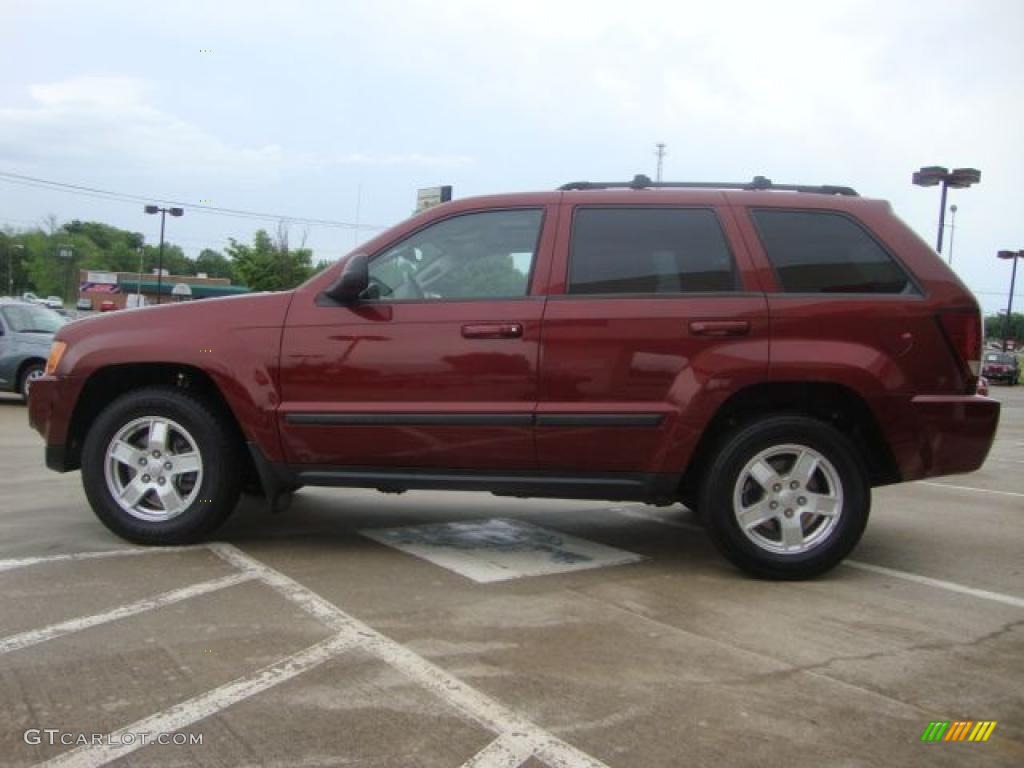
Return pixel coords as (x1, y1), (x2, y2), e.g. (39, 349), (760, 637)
(997, 250), (1023, 352)
(8, 243), (23, 296)
(143, 205), (183, 305)
(947, 204), (957, 266)
(136, 246), (145, 306)
(57, 245), (74, 304)
(912, 166), (980, 255)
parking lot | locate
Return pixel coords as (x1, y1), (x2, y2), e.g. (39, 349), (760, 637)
(0, 389), (1021, 767)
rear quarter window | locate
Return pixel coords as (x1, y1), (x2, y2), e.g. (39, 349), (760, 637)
(751, 209), (915, 294)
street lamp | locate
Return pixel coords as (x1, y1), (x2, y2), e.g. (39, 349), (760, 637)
(997, 250), (1023, 352)
(947, 204), (958, 266)
(8, 243), (23, 296)
(912, 166), (980, 255)
(143, 205), (184, 305)
(57, 245), (74, 304)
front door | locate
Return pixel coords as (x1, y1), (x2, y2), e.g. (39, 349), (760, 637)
(278, 206), (556, 470)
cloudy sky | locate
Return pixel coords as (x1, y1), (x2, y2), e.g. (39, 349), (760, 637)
(2, 0), (1023, 311)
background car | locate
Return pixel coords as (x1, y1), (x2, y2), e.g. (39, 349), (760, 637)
(76, 298), (93, 311)
(43, 296), (64, 309)
(21, 292), (41, 304)
(99, 300), (117, 312)
(981, 351), (1020, 385)
(0, 298), (67, 401)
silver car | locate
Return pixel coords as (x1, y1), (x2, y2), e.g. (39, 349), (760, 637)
(0, 298), (67, 400)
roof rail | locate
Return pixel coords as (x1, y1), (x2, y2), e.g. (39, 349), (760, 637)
(558, 174), (858, 197)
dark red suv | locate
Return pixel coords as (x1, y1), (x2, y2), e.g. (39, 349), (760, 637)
(28, 176), (999, 578)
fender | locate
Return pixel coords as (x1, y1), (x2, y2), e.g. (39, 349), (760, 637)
(56, 292), (293, 462)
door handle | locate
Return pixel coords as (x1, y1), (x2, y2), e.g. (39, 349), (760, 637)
(689, 320), (750, 337)
(461, 323), (524, 339)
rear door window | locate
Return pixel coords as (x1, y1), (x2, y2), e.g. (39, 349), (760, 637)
(568, 207), (737, 295)
(751, 209), (915, 294)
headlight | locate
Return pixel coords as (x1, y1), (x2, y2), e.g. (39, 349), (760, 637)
(45, 341), (67, 375)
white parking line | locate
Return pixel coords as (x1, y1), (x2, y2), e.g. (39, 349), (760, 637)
(0, 546), (204, 574)
(613, 507), (702, 531)
(461, 734), (535, 768)
(844, 561), (1024, 609)
(39, 633), (357, 768)
(0, 573), (254, 655)
(918, 481), (1024, 498)
(607, 507), (1024, 610)
(208, 543), (611, 768)
(0, 548), (185, 573)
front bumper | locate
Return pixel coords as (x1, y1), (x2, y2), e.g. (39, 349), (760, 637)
(903, 394), (1000, 479)
(28, 375), (79, 472)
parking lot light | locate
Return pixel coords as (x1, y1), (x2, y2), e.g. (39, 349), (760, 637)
(143, 205), (185, 304)
(8, 243), (24, 295)
(912, 166), (981, 256)
(997, 250), (1023, 352)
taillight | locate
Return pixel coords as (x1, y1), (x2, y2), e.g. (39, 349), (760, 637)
(938, 309), (982, 391)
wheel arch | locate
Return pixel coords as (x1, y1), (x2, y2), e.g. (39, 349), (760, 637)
(680, 381), (900, 500)
(64, 364), (258, 482)
(16, 356), (47, 389)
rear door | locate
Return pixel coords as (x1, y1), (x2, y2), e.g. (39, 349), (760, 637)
(536, 201), (770, 474)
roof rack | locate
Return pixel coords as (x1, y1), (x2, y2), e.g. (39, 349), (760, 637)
(558, 174), (858, 197)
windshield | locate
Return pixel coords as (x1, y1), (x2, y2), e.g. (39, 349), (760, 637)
(984, 353), (1012, 363)
(1, 304), (66, 334)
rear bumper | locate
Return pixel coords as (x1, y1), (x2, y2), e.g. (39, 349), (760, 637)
(898, 395), (1000, 480)
(28, 375), (78, 472)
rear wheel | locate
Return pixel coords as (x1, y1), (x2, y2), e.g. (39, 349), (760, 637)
(81, 387), (241, 544)
(700, 415), (870, 579)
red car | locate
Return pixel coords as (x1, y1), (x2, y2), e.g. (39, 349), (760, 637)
(99, 300), (118, 312)
(28, 176), (999, 578)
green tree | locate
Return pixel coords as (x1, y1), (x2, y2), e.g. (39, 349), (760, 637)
(225, 227), (313, 291)
(985, 312), (1024, 344)
(0, 230), (32, 295)
(142, 243), (193, 277)
(195, 248), (234, 280)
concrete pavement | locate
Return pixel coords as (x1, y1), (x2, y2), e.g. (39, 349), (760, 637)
(0, 388), (1021, 767)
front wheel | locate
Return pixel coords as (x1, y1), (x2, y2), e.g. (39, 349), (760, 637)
(81, 387), (241, 544)
(700, 415), (870, 580)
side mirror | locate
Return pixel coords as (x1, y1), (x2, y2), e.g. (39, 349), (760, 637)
(324, 253), (369, 303)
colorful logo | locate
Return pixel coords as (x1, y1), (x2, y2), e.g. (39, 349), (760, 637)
(921, 721), (997, 742)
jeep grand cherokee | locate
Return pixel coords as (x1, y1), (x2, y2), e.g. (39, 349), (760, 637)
(28, 176), (999, 579)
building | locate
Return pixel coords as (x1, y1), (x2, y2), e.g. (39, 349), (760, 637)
(78, 270), (250, 309)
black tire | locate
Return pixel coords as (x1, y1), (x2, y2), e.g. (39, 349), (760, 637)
(700, 414), (870, 580)
(19, 361), (45, 402)
(80, 387), (242, 544)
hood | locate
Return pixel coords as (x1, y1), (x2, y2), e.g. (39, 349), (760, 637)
(56, 291), (294, 347)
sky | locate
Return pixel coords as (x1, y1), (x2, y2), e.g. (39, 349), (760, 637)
(1, 0), (1023, 312)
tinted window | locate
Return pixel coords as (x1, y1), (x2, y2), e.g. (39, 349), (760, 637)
(752, 209), (913, 294)
(369, 209), (542, 300)
(568, 208), (737, 295)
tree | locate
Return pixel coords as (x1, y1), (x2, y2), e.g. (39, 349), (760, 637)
(142, 243), (193, 277)
(195, 248), (234, 280)
(985, 312), (1024, 344)
(226, 225), (313, 291)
